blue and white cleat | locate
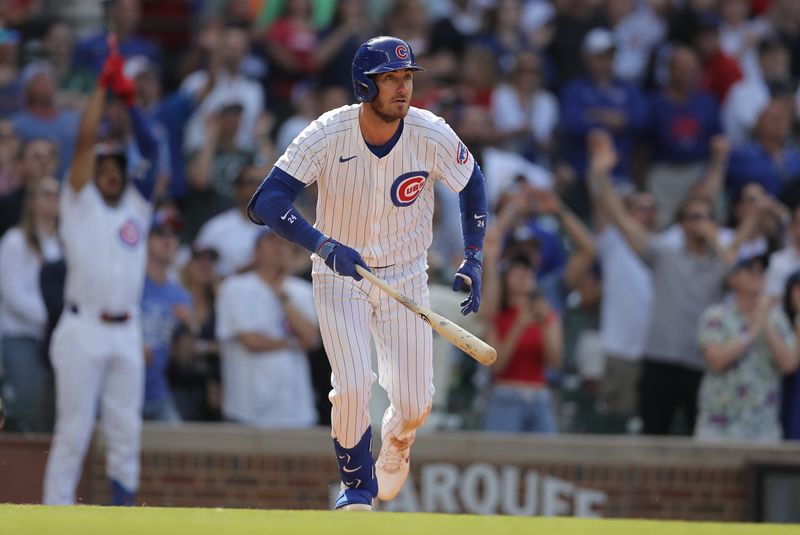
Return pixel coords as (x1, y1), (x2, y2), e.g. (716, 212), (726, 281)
(335, 487), (375, 511)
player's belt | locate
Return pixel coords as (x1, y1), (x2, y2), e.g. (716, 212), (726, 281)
(68, 303), (130, 323)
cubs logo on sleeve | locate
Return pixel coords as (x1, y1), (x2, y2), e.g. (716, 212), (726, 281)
(118, 218), (142, 248)
(456, 142), (469, 165)
(390, 171), (429, 207)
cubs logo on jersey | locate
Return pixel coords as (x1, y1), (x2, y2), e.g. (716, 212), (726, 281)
(390, 171), (428, 207)
(118, 218), (142, 248)
(456, 142), (469, 165)
(395, 44), (409, 60)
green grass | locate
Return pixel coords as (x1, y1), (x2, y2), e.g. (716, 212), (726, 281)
(2, 505), (799, 535)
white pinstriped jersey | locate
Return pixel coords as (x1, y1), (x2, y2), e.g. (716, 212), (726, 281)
(60, 183), (151, 311)
(275, 105), (475, 267)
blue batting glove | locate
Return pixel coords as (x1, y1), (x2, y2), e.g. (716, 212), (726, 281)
(452, 248), (483, 315)
(316, 237), (370, 281)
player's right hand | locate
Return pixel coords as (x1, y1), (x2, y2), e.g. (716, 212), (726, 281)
(316, 237), (370, 281)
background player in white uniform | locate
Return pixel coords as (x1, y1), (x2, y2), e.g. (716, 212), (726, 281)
(43, 41), (155, 506)
(248, 36), (488, 510)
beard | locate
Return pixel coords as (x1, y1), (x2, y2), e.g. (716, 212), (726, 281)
(369, 96), (408, 123)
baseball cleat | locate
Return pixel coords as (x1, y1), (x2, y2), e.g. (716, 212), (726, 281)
(376, 437), (412, 501)
(335, 487), (375, 511)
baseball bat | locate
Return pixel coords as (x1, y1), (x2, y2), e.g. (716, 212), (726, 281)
(355, 265), (497, 366)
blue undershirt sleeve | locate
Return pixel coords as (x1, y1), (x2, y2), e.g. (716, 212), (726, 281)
(247, 167), (326, 253)
(458, 163), (488, 250)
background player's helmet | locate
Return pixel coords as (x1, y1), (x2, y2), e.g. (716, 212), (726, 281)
(351, 36), (425, 103)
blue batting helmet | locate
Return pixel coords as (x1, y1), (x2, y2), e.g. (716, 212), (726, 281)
(351, 36), (425, 103)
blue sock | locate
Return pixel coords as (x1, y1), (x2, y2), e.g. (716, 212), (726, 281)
(110, 479), (136, 506)
(333, 427), (378, 498)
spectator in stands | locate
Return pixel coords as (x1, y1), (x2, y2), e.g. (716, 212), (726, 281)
(607, 0), (667, 85)
(216, 229), (319, 428)
(181, 22), (264, 154)
(726, 99), (800, 204)
(0, 138), (58, 238)
(696, 254), (798, 442)
(183, 98), (258, 239)
(591, 135), (658, 431)
(141, 210), (191, 422)
(262, 0), (320, 119)
(781, 271), (800, 439)
(0, 28), (22, 118)
(0, 176), (61, 432)
(73, 0), (160, 73)
(547, 0), (607, 86)
(315, 0), (373, 91)
(171, 243), (221, 421)
(692, 16), (743, 102)
(718, 0), (771, 81)
(490, 50), (559, 165)
(765, 207), (800, 300)
(560, 28), (648, 215)
(0, 120), (20, 194)
(472, 0), (530, 76)
(194, 166), (262, 278)
(11, 61), (79, 178)
(723, 37), (797, 144)
(725, 183), (787, 259)
(647, 46), (721, 229)
(590, 129), (751, 435)
(125, 28), (220, 202)
(482, 251), (563, 434)
(767, 0), (800, 79)
(39, 19), (94, 108)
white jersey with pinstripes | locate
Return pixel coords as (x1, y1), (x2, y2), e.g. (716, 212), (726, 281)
(275, 104), (475, 267)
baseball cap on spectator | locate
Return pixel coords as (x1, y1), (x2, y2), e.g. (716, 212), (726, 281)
(123, 55), (156, 80)
(727, 253), (769, 279)
(150, 209), (183, 235)
(19, 60), (57, 90)
(213, 95), (245, 114)
(582, 28), (615, 55)
(190, 242), (220, 261)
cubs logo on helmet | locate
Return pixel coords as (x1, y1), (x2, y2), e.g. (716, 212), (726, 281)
(118, 219), (142, 248)
(390, 171), (429, 207)
(351, 36), (425, 103)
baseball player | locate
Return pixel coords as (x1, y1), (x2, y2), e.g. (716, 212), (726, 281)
(42, 40), (155, 506)
(248, 36), (487, 510)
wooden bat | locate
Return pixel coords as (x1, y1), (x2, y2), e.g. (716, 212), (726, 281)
(355, 265), (497, 366)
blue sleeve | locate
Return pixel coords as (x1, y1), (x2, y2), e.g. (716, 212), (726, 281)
(457, 163), (488, 250)
(625, 86), (650, 134)
(560, 81), (596, 137)
(247, 167), (327, 253)
(129, 106), (159, 200)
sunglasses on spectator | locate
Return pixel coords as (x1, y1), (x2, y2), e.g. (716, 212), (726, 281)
(37, 189), (59, 199)
(684, 212), (712, 221)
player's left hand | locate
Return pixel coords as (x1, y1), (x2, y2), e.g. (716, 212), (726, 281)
(452, 248), (483, 315)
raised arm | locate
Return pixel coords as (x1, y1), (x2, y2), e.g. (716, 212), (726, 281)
(67, 85), (106, 192)
(587, 130), (650, 257)
(689, 135), (730, 202)
(532, 188), (596, 290)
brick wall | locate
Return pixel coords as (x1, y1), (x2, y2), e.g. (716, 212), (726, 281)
(3, 425), (798, 520)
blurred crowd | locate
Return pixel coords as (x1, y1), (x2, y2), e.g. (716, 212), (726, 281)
(1, 0), (800, 443)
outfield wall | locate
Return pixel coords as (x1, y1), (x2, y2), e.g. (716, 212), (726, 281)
(1, 425), (798, 521)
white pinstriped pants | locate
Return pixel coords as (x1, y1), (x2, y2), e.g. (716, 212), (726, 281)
(43, 310), (144, 504)
(313, 258), (434, 449)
